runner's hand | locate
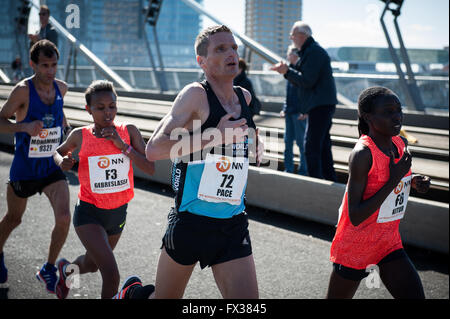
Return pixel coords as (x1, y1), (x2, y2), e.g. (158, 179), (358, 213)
(24, 120), (44, 136)
(217, 113), (248, 145)
(60, 151), (76, 171)
(412, 174), (430, 193)
(101, 127), (126, 150)
(389, 147), (412, 185)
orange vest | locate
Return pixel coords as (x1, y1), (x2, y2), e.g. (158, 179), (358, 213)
(78, 123), (134, 209)
(330, 135), (411, 269)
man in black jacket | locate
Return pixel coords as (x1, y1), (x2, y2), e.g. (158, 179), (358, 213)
(234, 58), (261, 117)
(271, 22), (337, 181)
(28, 5), (59, 48)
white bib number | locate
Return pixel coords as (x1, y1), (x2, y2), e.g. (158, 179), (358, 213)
(88, 154), (130, 194)
(197, 153), (248, 205)
(377, 175), (412, 223)
(28, 127), (61, 158)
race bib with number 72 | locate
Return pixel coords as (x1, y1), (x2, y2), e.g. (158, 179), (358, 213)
(197, 153), (249, 205)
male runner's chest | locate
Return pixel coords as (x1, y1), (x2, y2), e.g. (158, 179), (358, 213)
(36, 88), (57, 106)
(19, 86), (58, 122)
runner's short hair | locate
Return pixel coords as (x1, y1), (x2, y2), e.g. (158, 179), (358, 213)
(30, 40), (59, 64)
(85, 80), (117, 106)
(195, 25), (232, 57)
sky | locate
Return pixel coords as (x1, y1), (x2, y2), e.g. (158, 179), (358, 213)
(28, 0), (449, 50)
(202, 0), (449, 49)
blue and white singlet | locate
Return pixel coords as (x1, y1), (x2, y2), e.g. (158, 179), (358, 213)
(9, 78), (64, 181)
(171, 81), (257, 219)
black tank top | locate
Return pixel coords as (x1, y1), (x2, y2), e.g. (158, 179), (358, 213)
(171, 80), (257, 218)
(199, 80), (256, 132)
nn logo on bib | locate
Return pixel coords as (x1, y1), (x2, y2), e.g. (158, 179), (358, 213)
(216, 157), (231, 173)
(97, 157), (110, 169)
(394, 181), (404, 195)
(39, 129), (48, 139)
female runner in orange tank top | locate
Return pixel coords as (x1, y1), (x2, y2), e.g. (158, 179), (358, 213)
(52, 80), (155, 299)
(326, 87), (430, 299)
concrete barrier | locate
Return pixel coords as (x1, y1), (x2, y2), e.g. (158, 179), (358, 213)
(245, 167), (449, 254)
(1, 132), (448, 254)
(134, 159), (449, 254)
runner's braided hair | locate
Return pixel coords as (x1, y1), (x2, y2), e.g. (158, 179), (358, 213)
(357, 86), (399, 137)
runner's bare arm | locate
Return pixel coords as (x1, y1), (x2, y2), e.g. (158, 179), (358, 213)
(241, 87), (252, 106)
(56, 79), (70, 130)
(0, 84), (43, 136)
(145, 84), (248, 161)
(54, 127), (81, 171)
(241, 88), (264, 165)
(126, 124), (155, 175)
(56, 79), (68, 97)
(347, 144), (412, 226)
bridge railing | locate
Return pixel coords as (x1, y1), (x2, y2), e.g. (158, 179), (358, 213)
(0, 64), (448, 111)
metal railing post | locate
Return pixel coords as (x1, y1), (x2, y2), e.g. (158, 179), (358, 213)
(29, 2), (133, 91)
(180, 0), (353, 106)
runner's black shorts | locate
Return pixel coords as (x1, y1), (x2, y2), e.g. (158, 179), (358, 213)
(8, 169), (67, 198)
(333, 248), (408, 281)
(162, 208), (252, 269)
(73, 199), (128, 236)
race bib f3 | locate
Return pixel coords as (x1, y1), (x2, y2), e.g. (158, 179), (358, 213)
(88, 154), (130, 194)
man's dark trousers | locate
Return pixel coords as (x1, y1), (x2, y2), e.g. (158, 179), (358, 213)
(305, 104), (336, 181)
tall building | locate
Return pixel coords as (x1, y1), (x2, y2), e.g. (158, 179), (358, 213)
(245, 0), (302, 70)
(147, 0), (203, 68)
(38, 0), (202, 68)
(0, 0), (30, 65)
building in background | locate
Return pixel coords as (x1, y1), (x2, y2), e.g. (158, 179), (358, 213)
(37, 0), (202, 68)
(0, 0), (30, 67)
(245, 0), (302, 70)
(327, 46), (449, 75)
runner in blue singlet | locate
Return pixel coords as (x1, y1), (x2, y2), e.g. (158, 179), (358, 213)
(0, 40), (71, 296)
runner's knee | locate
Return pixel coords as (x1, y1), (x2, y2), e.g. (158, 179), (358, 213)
(55, 210), (71, 227)
(100, 265), (120, 287)
(82, 256), (99, 273)
(3, 213), (22, 228)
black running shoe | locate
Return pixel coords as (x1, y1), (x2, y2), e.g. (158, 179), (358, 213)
(113, 276), (143, 299)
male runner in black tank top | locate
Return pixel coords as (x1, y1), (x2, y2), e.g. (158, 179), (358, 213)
(113, 25), (264, 299)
